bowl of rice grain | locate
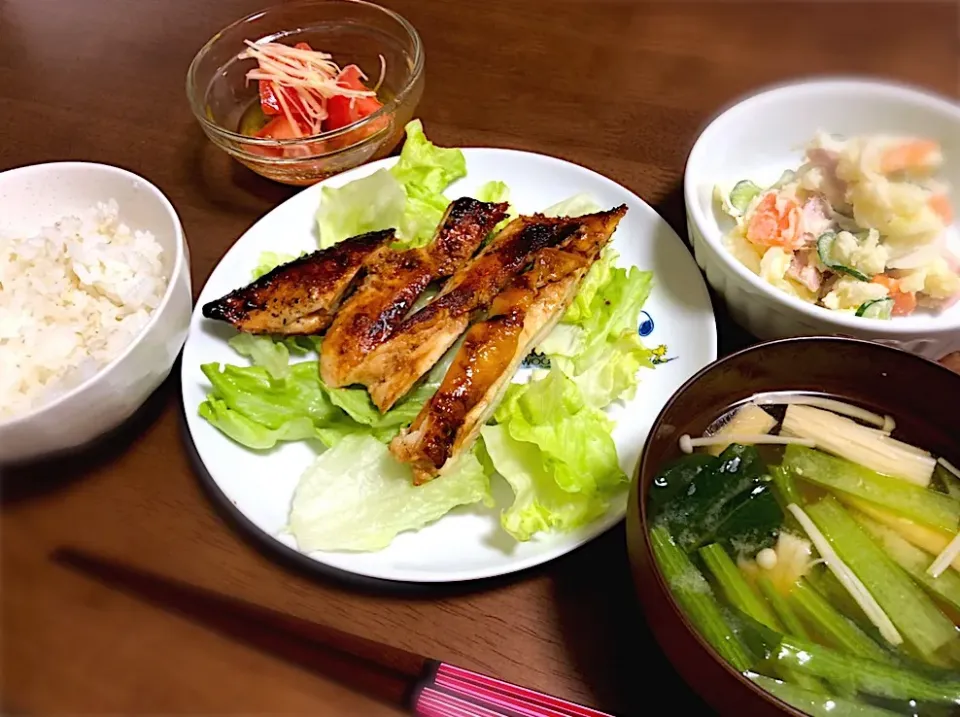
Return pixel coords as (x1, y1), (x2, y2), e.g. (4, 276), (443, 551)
(0, 162), (192, 464)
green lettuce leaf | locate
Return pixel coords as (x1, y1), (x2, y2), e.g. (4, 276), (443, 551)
(228, 334), (294, 380)
(199, 398), (324, 451)
(537, 241), (654, 408)
(390, 119), (466, 195)
(481, 368), (625, 541)
(313, 119), (467, 249)
(198, 332), (463, 451)
(475, 180), (509, 203)
(315, 168), (406, 249)
(390, 120), (467, 246)
(197, 362), (352, 450)
(252, 251), (300, 280)
(480, 425), (609, 541)
(482, 369), (626, 541)
(474, 180), (515, 236)
(288, 435), (492, 552)
(551, 332), (652, 409)
(542, 192), (602, 219)
(227, 331), (322, 381)
(197, 356), (441, 451)
(493, 368), (625, 494)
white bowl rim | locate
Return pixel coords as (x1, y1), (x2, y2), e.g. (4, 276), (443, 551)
(0, 161), (188, 430)
(684, 76), (960, 333)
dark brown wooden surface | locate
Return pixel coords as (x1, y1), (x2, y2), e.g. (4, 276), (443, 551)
(2, 1), (957, 715)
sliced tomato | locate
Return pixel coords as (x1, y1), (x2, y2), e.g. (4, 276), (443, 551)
(257, 43), (314, 116)
(324, 64), (384, 132)
(259, 81), (282, 116)
(335, 64), (368, 91)
(325, 95), (384, 131)
(249, 115), (303, 158)
(256, 115), (306, 140)
(250, 114), (331, 159)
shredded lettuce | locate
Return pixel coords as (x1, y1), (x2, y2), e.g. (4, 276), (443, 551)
(314, 119), (467, 249)
(481, 368), (626, 541)
(288, 435), (493, 552)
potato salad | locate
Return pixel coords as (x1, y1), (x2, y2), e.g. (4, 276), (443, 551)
(716, 132), (959, 319)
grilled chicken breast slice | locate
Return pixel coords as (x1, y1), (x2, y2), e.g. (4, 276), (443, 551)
(201, 229), (393, 335)
(352, 213), (602, 412)
(389, 205), (627, 483)
(320, 198), (508, 388)
(390, 249), (590, 484)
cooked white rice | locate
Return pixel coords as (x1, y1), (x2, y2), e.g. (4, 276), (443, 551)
(0, 200), (168, 420)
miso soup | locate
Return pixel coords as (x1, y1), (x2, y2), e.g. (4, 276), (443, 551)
(648, 393), (960, 716)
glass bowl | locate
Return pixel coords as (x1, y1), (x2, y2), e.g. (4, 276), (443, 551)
(186, 0), (424, 186)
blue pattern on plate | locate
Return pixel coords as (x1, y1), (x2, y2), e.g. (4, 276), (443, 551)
(519, 310), (679, 369)
(638, 310), (655, 337)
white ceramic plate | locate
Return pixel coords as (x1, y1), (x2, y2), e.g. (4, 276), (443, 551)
(181, 149), (717, 583)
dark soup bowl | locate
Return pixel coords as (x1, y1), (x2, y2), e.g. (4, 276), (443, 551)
(626, 336), (960, 717)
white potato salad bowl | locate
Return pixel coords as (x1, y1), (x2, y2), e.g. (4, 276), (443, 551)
(685, 78), (960, 360)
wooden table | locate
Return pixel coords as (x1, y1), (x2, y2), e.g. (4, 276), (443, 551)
(2, 1), (957, 714)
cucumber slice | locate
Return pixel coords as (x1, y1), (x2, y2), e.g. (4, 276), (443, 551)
(730, 180), (762, 212)
(855, 298), (894, 320)
(770, 169), (797, 189)
(816, 232), (871, 282)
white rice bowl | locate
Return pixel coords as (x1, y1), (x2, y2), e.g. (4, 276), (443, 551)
(0, 199), (169, 419)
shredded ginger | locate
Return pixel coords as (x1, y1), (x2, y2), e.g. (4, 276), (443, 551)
(240, 41), (379, 137)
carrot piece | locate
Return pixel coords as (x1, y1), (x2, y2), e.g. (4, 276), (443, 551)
(746, 194), (804, 250)
(892, 291), (917, 316)
(880, 139), (940, 174)
(930, 194), (954, 224)
(872, 275), (917, 316)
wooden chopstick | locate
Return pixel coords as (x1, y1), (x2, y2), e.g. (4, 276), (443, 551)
(52, 547), (616, 717)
